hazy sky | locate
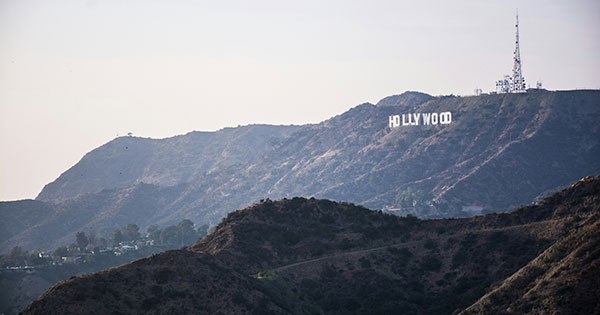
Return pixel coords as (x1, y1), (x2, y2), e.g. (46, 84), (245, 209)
(1, 0), (599, 201)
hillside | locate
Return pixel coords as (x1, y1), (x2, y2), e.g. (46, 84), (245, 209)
(4, 89), (599, 253)
(0, 200), (54, 248)
(0, 246), (168, 315)
(21, 176), (600, 314)
(1, 184), (190, 252)
(37, 124), (303, 202)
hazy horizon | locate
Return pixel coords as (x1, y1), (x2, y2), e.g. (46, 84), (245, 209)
(1, 0), (599, 201)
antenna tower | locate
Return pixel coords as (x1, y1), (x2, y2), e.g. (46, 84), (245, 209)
(495, 10), (527, 93)
(511, 11), (526, 92)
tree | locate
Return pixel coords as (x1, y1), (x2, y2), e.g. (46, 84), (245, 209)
(87, 230), (97, 246)
(147, 224), (161, 244)
(98, 237), (108, 248)
(160, 226), (179, 247)
(177, 219), (197, 246)
(53, 246), (68, 258)
(8, 246), (22, 259)
(67, 243), (79, 254)
(111, 229), (124, 247)
(177, 219), (194, 231)
(123, 224), (141, 242)
(75, 231), (89, 250)
(24, 251), (42, 266)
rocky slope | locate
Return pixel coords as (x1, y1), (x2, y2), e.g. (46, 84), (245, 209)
(21, 176), (600, 314)
(4, 89), (599, 253)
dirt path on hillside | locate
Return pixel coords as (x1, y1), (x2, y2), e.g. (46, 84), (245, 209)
(255, 240), (422, 277)
(254, 221), (553, 277)
(272, 244), (395, 271)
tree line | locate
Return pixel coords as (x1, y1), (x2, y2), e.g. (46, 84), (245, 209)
(1, 219), (213, 267)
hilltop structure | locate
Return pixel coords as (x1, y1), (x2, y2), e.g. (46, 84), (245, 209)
(496, 12), (527, 93)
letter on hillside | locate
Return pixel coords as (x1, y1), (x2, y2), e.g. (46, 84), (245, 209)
(422, 113), (431, 125)
(440, 112), (452, 124)
(389, 115), (400, 128)
(431, 113), (438, 125)
(413, 113), (421, 126)
(402, 114), (410, 126)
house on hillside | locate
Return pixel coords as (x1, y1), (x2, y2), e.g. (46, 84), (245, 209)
(121, 245), (136, 251)
(38, 251), (51, 259)
(62, 256), (81, 264)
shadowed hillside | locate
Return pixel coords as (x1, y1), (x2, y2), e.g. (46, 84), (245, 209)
(21, 176), (600, 314)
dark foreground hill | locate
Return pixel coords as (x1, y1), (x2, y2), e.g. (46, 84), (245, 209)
(22, 176), (600, 314)
(4, 89), (599, 253)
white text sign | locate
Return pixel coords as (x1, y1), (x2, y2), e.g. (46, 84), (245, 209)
(388, 112), (452, 128)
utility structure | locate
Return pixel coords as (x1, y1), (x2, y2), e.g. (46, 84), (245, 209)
(496, 11), (526, 93)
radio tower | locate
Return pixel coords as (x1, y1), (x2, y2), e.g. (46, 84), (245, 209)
(511, 11), (526, 92)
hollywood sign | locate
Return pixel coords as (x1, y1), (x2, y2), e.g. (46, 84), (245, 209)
(388, 112), (452, 128)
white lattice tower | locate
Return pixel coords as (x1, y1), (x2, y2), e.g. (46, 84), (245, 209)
(511, 11), (526, 92)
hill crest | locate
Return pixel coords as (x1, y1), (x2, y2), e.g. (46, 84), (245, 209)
(21, 176), (600, 314)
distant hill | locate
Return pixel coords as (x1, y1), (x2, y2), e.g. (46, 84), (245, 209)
(2, 89), (599, 253)
(21, 176), (600, 314)
(37, 124), (303, 202)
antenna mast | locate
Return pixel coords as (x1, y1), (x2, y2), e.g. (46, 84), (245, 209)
(495, 10), (528, 93)
(511, 10), (526, 92)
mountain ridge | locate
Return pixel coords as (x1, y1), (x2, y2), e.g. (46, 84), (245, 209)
(37, 124), (304, 202)
(21, 176), (600, 314)
(2, 89), (599, 253)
